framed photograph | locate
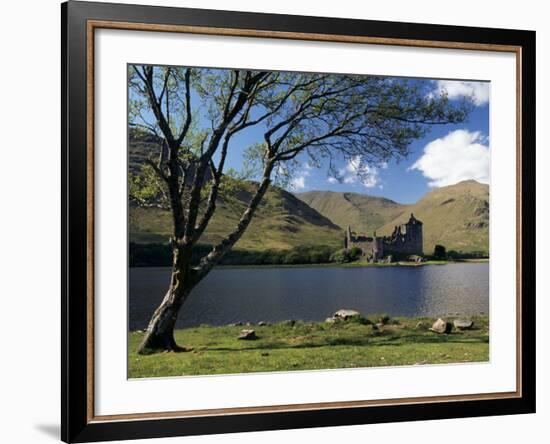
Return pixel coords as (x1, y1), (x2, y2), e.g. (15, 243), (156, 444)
(62, 1), (535, 442)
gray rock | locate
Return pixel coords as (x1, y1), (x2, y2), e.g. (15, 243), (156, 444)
(238, 329), (257, 340)
(325, 317), (336, 324)
(453, 319), (474, 330)
(429, 318), (452, 334)
(333, 309), (361, 320)
(415, 321), (430, 330)
(258, 321), (268, 326)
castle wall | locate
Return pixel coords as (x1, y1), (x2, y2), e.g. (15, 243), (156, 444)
(384, 236), (422, 255)
(345, 230), (384, 260)
(383, 218), (423, 256)
(345, 214), (423, 259)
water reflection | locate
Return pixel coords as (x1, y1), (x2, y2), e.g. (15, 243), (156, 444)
(129, 263), (489, 331)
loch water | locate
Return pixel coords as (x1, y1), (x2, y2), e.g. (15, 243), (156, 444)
(129, 263), (488, 331)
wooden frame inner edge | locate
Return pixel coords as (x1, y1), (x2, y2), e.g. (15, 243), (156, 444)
(85, 19), (523, 423)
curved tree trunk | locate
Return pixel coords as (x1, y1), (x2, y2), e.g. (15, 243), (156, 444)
(136, 286), (189, 353)
(137, 165), (274, 354)
(137, 248), (194, 354)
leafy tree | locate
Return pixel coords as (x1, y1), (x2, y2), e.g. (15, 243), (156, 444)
(433, 244), (447, 260)
(129, 65), (471, 353)
(347, 247), (363, 262)
(330, 249), (349, 263)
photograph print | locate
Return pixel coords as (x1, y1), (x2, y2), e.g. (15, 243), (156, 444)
(127, 64), (490, 378)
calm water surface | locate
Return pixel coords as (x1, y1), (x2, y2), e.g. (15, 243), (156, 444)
(129, 264), (489, 331)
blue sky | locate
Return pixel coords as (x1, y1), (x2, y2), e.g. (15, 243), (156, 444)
(131, 69), (490, 205)
(222, 79), (490, 204)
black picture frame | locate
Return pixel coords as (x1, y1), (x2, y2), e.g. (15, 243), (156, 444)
(62, 1), (536, 442)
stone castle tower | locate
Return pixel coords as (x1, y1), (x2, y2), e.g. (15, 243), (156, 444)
(345, 213), (423, 260)
(385, 213), (423, 256)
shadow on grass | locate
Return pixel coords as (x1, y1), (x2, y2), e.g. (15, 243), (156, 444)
(203, 332), (488, 353)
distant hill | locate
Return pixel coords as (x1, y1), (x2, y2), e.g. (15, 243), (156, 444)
(130, 183), (343, 251)
(129, 128), (343, 252)
(297, 180), (489, 255)
(129, 130), (488, 255)
(378, 180), (489, 254)
(297, 191), (404, 234)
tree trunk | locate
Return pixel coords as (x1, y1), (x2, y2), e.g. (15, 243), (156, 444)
(137, 248), (195, 354)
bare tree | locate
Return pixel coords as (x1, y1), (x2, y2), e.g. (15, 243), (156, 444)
(128, 65), (471, 353)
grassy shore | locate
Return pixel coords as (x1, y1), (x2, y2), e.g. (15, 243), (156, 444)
(128, 315), (489, 378)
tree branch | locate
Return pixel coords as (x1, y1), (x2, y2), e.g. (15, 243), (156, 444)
(191, 134), (230, 243)
(182, 71), (268, 242)
(175, 68), (192, 147)
(194, 159), (276, 278)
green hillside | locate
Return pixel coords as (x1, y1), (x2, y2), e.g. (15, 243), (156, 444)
(129, 130), (488, 257)
(297, 181), (489, 255)
(297, 191), (404, 234)
(130, 183), (343, 252)
(378, 180), (489, 254)
(129, 128), (343, 253)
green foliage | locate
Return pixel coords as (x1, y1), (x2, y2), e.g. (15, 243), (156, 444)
(333, 314), (371, 325)
(128, 164), (167, 207)
(347, 247), (363, 261)
(433, 244), (447, 260)
(330, 249), (351, 263)
(129, 243), (337, 267)
(446, 250), (489, 260)
(330, 247), (362, 263)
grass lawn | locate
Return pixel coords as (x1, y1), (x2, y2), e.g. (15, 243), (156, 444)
(128, 315), (489, 378)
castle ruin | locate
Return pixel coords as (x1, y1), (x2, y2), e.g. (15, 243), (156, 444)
(344, 213), (423, 261)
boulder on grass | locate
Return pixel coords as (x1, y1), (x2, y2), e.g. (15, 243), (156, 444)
(429, 318), (453, 334)
(453, 319), (474, 330)
(238, 329), (257, 340)
(333, 309), (362, 321)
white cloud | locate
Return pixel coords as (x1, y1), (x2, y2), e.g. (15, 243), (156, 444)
(290, 175), (306, 190)
(431, 80), (489, 106)
(341, 155), (381, 188)
(327, 177), (338, 184)
(410, 129), (490, 187)
(289, 168), (311, 191)
(343, 175), (356, 184)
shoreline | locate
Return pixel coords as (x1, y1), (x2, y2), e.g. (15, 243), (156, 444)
(130, 258), (489, 270)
